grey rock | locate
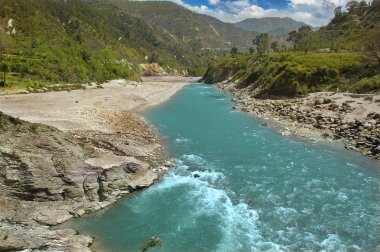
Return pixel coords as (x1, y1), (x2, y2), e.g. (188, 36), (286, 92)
(323, 98), (332, 104)
(372, 145), (380, 154)
(314, 99), (324, 106)
(0, 112), (162, 251)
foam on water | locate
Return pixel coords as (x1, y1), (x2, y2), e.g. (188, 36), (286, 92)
(154, 155), (289, 252)
(66, 84), (380, 252)
(174, 137), (190, 143)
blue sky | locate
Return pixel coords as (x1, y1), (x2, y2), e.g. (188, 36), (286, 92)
(186, 0), (288, 10)
(136, 0), (370, 26)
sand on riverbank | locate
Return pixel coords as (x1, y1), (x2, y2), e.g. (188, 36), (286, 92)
(0, 76), (197, 132)
(0, 76), (196, 251)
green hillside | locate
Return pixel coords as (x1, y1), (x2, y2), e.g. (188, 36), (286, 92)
(0, 0), (256, 89)
(302, 0), (380, 52)
(0, 0), (179, 87)
(202, 52), (379, 98)
(235, 17), (307, 38)
(109, 0), (255, 50)
(104, 0), (256, 74)
(201, 1), (380, 97)
(0, 0), (378, 90)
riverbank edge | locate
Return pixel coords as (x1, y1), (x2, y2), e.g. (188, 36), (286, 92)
(64, 122), (175, 252)
(0, 77), (197, 251)
(211, 81), (380, 163)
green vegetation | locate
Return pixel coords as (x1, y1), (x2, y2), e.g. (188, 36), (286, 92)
(0, 111), (21, 132)
(230, 47), (238, 56)
(203, 0), (380, 98)
(288, 0), (379, 53)
(106, 0), (255, 75)
(253, 33), (270, 54)
(202, 52), (379, 98)
(0, 0), (152, 88)
(287, 26), (313, 53)
(0, 61), (9, 86)
(0, 0), (255, 89)
(0, 0), (378, 92)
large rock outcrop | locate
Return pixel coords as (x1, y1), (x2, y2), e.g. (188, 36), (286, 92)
(0, 111), (166, 251)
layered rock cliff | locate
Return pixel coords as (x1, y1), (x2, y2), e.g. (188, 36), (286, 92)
(0, 111), (168, 250)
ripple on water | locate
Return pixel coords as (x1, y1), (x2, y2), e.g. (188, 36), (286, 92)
(66, 84), (380, 252)
(146, 156), (291, 251)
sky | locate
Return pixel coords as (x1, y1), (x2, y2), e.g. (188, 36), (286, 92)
(134, 0), (371, 26)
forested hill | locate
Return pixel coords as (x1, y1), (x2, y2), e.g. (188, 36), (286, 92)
(201, 0), (380, 98)
(109, 0), (255, 51)
(0, 0), (255, 88)
(0, 0), (167, 84)
(315, 0), (380, 51)
(326, 0), (380, 30)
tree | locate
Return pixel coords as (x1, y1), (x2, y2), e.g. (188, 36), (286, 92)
(0, 30), (6, 62)
(253, 33), (269, 54)
(230, 47), (238, 56)
(359, 1), (368, 7)
(270, 41), (279, 52)
(346, 1), (360, 12)
(0, 62), (9, 87)
(287, 30), (298, 49)
(364, 30), (380, 68)
(372, 0), (380, 7)
(334, 6), (344, 17)
(148, 53), (159, 63)
(298, 25), (313, 34)
(300, 33), (316, 54)
(0, 30), (9, 87)
(249, 47), (254, 55)
(287, 26), (313, 53)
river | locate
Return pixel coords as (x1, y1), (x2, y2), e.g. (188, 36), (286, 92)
(64, 84), (380, 251)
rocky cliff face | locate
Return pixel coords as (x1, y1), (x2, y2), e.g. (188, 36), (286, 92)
(0, 111), (169, 251)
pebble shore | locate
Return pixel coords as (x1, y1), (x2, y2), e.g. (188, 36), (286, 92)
(217, 81), (380, 161)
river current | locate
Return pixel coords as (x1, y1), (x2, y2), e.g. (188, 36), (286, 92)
(66, 84), (379, 251)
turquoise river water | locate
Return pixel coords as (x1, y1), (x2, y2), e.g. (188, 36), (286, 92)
(65, 84), (380, 251)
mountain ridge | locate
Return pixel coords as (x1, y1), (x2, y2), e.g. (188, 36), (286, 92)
(109, 0), (256, 50)
(234, 17), (308, 38)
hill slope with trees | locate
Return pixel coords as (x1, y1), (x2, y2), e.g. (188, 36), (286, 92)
(0, 0), (256, 89)
(110, 0), (255, 50)
(202, 0), (380, 98)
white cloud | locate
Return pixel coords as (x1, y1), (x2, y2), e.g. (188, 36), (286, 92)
(208, 0), (220, 5)
(131, 0), (371, 26)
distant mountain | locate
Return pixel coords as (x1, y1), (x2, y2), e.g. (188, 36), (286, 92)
(107, 0), (256, 51)
(234, 17), (308, 38)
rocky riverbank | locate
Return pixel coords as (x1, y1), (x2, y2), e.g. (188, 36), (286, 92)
(0, 111), (174, 251)
(216, 81), (380, 161)
(0, 76), (195, 251)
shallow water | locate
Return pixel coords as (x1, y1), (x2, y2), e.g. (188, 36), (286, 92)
(65, 84), (380, 251)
